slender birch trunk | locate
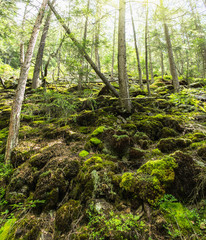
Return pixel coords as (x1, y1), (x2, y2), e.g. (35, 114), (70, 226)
(145, 0), (151, 96)
(130, 3), (143, 90)
(78, 0), (90, 91)
(149, 41), (154, 84)
(161, 51), (164, 79)
(118, 0), (131, 112)
(5, 0), (49, 164)
(32, 0), (55, 89)
(48, 1), (119, 97)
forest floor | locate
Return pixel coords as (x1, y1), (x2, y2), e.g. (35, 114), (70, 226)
(0, 77), (206, 239)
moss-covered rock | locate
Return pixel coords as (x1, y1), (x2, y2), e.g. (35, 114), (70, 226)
(169, 151), (199, 200)
(197, 146), (206, 160)
(128, 147), (145, 161)
(160, 127), (178, 138)
(120, 156), (178, 205)
(76, 110), (97, 126)
(157, 138), (192, 153)
(55, 200), (82, 232)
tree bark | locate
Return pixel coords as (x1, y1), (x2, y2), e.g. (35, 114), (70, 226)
(160, 51), (164, 79)
(164, 23), (180, 92)
(130, 3), (143, 90)
(118, 0), (131, 112)
(0, 77), (6, 89)
(48, 1), (119, 98)
(32, 0), (55, 89)
(78, 0), (90, 91)
(145, 0), (151, 96)
(111, 10), (117, 80)
(148, 39), (154, 84)
(95, 0), (101, 71)
(5, 0), (49, 164)
(20, 2), (29, 69)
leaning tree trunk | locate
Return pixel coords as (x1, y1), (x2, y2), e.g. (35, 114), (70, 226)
(130, 3), (143, 90)
(164, 23), (180, 92)
(5, 0), (49, 164)
(48, 1), (119, 98)
(145, 0), (151, 96)
(118, 0), (132, 112)
(32, 0), (55, 89)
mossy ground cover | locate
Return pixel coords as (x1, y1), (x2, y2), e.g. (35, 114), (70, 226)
(1, 79), (206, 239)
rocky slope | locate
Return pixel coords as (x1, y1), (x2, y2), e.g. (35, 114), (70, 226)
(0, 78), (206, 239)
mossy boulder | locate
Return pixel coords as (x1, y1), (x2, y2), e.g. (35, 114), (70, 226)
(159, 127), (178, 138)
(169, 151), (200, 200)
(157, 138), (192, 153)
(128, 147), (145, 162)
(120, 156), (178, 205)
(76, 110), (97, 126)
(197, 146), (206, 160)
(6, 163), (35, 203)
(135, 119), (163, 140)
(102, 128), (131, 157)
(34, 169), (67, 210)
(133, 131), (150, 149)
(29, 143), (66, 169)
(55, 200), (82, 232)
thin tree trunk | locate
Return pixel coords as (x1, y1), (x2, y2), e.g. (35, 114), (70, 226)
(130, 3), (143, 90)
(161, 51), (164, 79)
(48, 1), (119, 97)
(78, 0), (90, 91)
(95, 0), (101, 71)
(5, 0), (49, 164)
(32, 0), (55, 89)
(164, 23), (180, 92)
(148, 41), (154, 83)
(145, 0), (151, 96)
(118, 0), (131, 112)
(43, 34), (66, 85)
(111, 11), (117, 80)
(20, 2), (29, 69)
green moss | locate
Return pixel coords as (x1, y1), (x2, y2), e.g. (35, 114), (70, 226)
(0, 218), (16, 240)
(159, 195), (202, 235)
(113, 134), (129, 142)
(82, 156), (116, 173)
(0, 128), (8, 140)
(157, 138), (192, 153)
(120, 156), (178, 205)
(79, 150), (89, 158)
(91, 126), (105, 136)
(137, 156), (178, 187)
(79, 126), (92, 134)
(90, 137), (102, 145)
(119, 172), (135, 191)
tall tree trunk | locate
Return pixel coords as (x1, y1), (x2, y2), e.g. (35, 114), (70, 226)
(32, 0), (55, 89)
(78, 0), (90, 91)
(145, 0), (151, 96)
(148, 40), (154, 83)
(160, 51), (164, 79)
(48, 1), (119, 98)
(95, 0), (101, 71)
(5, 0), (49, 164)
(20, 2), (29, 69)
(130, 3), (143, 90)
(111, 10), (117, 80)
(164, 23), (180, 92)
(118, 0), (131, 112)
